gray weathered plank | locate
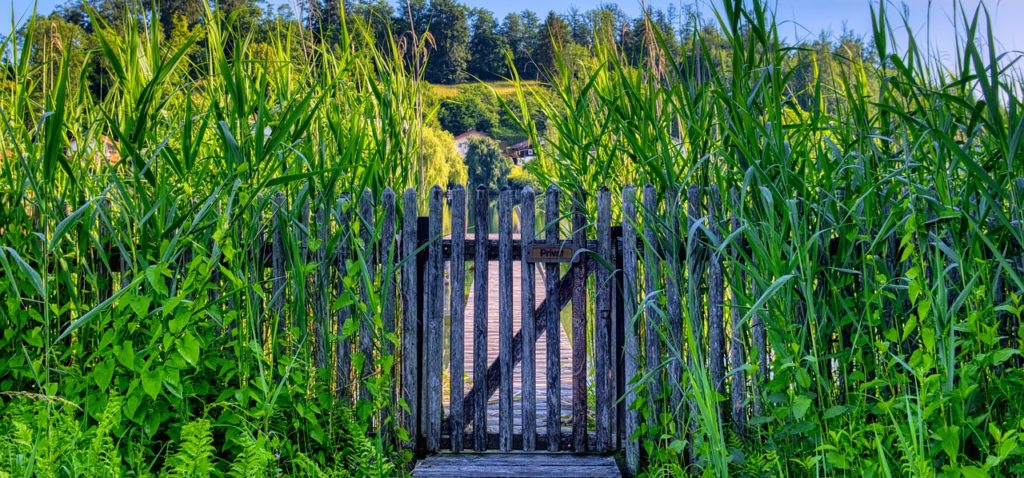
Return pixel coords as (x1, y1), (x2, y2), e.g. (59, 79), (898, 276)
(271, 192), (287, 355)
(359, 189), (375, 403)
(729, 188), (747, 436)
(400, 189), (419, 448)
(621, 186), (641, 476)
(334, 196), (353, 403)
(313, 204), (329, 370)
(498, 188), (514, 452)
(685, 184), (704, 464)
(380, 189), (397, 357)
(595, 188), (612, 453)
(412, 453), (620, 478)
(474, 186), (490, 451)
(544, 185), (561, 451)
(415, 453), (618, 466)
(425, 186), (444, 452)
(449, 186), (466, 452)
(664, 187), (684, 431)
(380, 188), (398, 433)
(571, 191), (588, 452)
(641, 184), (661, 427)
(708, 185), (725, 401)
(519, 187), (537, 452)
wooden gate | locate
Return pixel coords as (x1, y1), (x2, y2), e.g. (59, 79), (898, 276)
(402, 185), (625, 456)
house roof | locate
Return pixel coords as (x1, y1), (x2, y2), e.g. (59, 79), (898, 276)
(454, 130), (489, 142)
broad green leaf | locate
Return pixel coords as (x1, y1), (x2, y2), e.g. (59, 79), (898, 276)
(178, 333), (201, 367)
(141, 368), (162, 399)
(94, 359), (115, 391)
(791, 396), (812, 420)
(57, 275), (144, 342)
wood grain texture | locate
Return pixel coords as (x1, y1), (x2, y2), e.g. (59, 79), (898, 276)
(271, 192), (287, 356)
(449, 186), (466, 452)
(425, 186), (445, 452)
(708, 185), (725, 401)
(412, 453), (621, 478)
(400, 189), (418, 448)
(313, 205), (328, 370)
(571, 191), (588, 452)
(621, 186), (640, 476)
(359, 189), (375, 404)
(685, 184), (704, 464)
(498, 188), (514, 452)
(474, 186), (490, 451)
(381, 189), (397, 362)
(663, 187), (684, 431)
(595, 188), (612, 453)
(519, 187), (537, 452)
(545, 185), (561, 451)
(334, 196), (354, 403)
(729, 188), (747, 436)
(641, 184), (661, 429)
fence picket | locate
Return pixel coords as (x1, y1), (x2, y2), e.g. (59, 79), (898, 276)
(664, 188), (684, 431)
(473, 186), (490, 451)
(271, 192), (287, 355)
(498, 188), (514, 452)
(381, 188), (398, 436)
(400, 189), (418, 449)
(359, 189), (375, 403)
(595, 188), (612, 453)
(425, 186), (444, 452)
(621, 186), (641, 476)
(571, 192), (588, 452)
(685, 184), (704, 463)
(545, 185), (562, 451)
(313, 204), (328, 370)
(449, 186), (466, 452)
(708, 185), (725, 401)
(335, 196), (353, 403)
(729, 188), (747, 436)
(641, 184), (660, 429)
(520, 187), (537, 452)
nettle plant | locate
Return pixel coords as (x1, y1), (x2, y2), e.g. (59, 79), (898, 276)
(0, 3), (419, 476)
(503, 0), (1024, 476)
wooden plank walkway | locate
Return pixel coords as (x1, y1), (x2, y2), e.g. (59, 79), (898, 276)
(443, 246), (575, 437)
(412, 453), (621, 477)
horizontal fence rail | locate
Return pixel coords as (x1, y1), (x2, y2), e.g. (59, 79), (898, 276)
(59, 180), (1024, 477)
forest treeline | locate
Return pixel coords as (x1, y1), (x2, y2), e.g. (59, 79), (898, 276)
(11, 0), (874, 112)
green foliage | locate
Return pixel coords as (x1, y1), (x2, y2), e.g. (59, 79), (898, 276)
(468, 9), (508, 80)
(437, 84), (500, 134)
(421, 0), (470, 84)
(464, 136), (509, 193)
(165, 419), (216, 477)
(504, 0), (1024, 476)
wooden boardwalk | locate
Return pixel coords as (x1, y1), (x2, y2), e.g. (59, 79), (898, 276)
(442, 246), (575, 437)
(412, 453), (621, 477)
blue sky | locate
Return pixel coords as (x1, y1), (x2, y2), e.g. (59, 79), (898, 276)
(3, 0), (1022, 59)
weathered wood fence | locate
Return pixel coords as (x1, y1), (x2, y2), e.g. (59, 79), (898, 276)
(149, 180), (1021, 477)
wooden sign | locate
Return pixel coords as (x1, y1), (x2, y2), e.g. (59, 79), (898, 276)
(527, 244), (576, 263)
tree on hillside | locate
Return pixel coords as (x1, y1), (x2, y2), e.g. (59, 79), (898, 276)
(422, 126), (467, 187)
(423, 0), (469, 84)
(566, 7), (591, 48)
(467, 9), (507, 80)
(348, 0), (395, 48)
(464, 136), (509, 193)
(438, 84), (499, 133)
(533, 11), (571, 78)
(501, 11), (540, 80)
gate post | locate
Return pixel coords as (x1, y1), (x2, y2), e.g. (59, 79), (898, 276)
(415, 215), (430, 457)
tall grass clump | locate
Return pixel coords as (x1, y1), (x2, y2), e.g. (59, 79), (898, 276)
(508, 0), (1024, 475)
(0, 3), (427, 475)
